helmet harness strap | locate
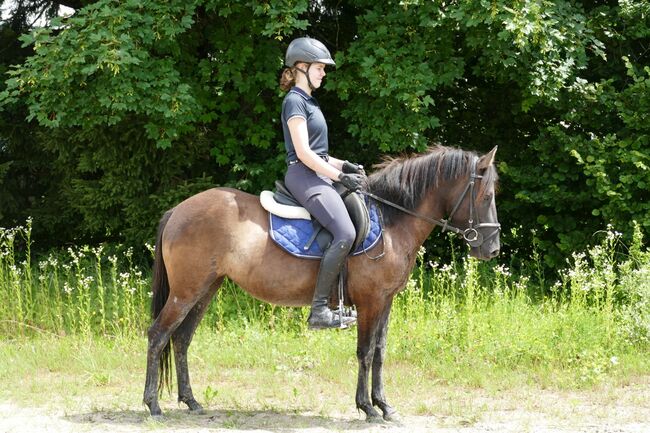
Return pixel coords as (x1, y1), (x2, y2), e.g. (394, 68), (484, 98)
(295, 64), (316, 91)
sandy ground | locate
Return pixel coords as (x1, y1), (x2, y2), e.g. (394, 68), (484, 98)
(1, 381), (649, 433)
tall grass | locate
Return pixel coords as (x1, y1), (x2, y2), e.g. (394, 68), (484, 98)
(1, 219), (648, 387)
(0, 218), (151, 337)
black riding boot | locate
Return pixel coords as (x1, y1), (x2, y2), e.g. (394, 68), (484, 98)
(308, 240), (357, 329)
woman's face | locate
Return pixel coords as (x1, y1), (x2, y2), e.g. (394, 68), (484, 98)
(296, 62), (327, 89)
(308, 63), (327, 88)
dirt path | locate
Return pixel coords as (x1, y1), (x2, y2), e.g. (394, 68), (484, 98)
(2, 381), (649, 433)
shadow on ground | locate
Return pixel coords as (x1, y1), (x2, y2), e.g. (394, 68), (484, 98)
(64, 407), (396, 431)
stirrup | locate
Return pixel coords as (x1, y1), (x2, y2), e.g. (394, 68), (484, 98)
(331, 306), (357, 319)
(307, 309), (356, 330)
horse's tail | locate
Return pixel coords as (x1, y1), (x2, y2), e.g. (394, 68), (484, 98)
(151, 208), (174, 395)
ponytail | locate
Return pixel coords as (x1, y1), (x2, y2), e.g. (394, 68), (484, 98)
(279, 67), (296, 91)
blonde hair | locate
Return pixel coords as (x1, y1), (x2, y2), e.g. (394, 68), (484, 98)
(279, 67), (296, 91)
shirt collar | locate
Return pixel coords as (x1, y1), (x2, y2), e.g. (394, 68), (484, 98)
(290, 86), (314, 101)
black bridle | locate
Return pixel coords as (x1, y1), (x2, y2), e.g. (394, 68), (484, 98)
(360, 157), (501, 248)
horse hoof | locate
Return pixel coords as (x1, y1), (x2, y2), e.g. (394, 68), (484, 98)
(383, 409), (401, 424)
(189, 407), (205, 415)
(184, 399), (205, 414)
(144, 401), (163, 419)
(366, 413), (385, 424)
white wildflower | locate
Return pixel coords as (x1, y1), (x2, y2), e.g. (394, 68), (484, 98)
(495, 264), (511, 278)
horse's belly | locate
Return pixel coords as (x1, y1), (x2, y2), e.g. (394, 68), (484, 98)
(222, 225), (318, 307)
(227, 270), (315, 307)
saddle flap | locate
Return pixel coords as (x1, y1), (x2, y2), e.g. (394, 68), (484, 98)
(334, 183), (371, 252)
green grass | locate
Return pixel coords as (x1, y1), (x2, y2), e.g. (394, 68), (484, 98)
(0, 324), (646, 421)
(0, 218), (648, 409)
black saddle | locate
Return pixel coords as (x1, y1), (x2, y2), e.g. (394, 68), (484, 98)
(273, 180), (370, 253)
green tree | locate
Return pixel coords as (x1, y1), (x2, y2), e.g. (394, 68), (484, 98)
(1, 0), (649, 269)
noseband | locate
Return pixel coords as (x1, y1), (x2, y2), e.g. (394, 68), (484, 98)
(361, 157), (501, 249)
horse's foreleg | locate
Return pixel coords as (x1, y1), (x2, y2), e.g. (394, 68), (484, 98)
(173, 280), (221, 413)
(371, 297), (398, 421)
(355, 303), (385, 423)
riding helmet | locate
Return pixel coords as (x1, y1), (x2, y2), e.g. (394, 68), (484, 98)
(285, 37), (336, 67)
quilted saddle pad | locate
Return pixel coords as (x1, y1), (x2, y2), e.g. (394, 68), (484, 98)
(269, 202), (382, 259)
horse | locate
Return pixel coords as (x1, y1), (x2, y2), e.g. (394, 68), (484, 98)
(142, 144), (501, 422)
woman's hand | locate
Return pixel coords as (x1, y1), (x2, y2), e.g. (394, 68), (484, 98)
(338, 173), (368, 191)
(342, 160), (365, 175)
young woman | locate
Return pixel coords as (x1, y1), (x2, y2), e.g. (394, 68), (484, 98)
(280, 37), (367, 329)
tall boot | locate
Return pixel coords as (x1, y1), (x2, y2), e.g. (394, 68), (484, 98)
(308, 240), (357, 329)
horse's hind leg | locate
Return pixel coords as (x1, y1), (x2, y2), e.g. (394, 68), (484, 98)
(173, 278), (222, 412)
(143, 301), (195, 416)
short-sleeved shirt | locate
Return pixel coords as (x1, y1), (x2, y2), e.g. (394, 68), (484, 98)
(281, 86), (329, 163)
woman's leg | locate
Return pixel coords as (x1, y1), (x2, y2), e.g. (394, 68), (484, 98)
(285, 164), (356, 328)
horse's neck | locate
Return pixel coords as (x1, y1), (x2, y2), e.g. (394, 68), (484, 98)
(388, 191), (443, 256)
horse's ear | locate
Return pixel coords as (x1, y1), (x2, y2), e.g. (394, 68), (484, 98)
(477, 146), (498, 170)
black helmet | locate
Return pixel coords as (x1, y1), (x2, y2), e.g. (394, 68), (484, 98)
(285, 37), (336, 67)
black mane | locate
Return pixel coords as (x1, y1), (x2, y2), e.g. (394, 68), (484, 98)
(367, 145), (497, 226)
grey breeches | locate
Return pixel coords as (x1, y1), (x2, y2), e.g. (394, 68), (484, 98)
(284, 162), (356, 249)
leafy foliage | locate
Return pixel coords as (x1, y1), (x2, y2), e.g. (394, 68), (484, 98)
(0, 0), (649, 268)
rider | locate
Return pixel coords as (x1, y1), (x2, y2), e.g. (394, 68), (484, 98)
(280, 36), (367, 329)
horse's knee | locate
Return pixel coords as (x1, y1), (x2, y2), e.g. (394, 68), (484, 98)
(357, 349), (375, 368)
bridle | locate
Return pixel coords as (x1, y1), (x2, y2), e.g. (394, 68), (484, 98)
(360, 157), (501, 248)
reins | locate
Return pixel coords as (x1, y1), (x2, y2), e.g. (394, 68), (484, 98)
(360, 190), (461, 233)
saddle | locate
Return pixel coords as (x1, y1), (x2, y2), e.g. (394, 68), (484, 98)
(260, 180), (371, 253)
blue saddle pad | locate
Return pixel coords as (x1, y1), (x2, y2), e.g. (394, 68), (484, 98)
(269, 202), (382, 259)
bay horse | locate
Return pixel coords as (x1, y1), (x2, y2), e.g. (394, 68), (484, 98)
(143, 145), (501, 421)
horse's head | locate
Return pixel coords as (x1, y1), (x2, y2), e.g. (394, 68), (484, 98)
(444, 146), (500, 260)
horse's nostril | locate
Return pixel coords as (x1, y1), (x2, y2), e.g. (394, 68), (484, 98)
(490, 248), (500, 258)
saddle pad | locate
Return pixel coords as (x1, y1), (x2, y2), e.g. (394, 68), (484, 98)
(269, 202), (382, 259)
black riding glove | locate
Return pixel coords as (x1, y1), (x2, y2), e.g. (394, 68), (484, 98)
(342, 160), (365, 175)
(338, 172), (368, 191)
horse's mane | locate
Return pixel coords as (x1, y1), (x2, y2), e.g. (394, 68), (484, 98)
(367, 145), (497, 226)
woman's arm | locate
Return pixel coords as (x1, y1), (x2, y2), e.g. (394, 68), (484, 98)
(287, 117), (341, 181)
(327, 156), (344, 171)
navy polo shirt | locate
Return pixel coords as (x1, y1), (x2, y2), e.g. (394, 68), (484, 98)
(281, 86), (329, 163)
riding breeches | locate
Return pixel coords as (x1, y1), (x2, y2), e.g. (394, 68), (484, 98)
(284, 162), (356, 250)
